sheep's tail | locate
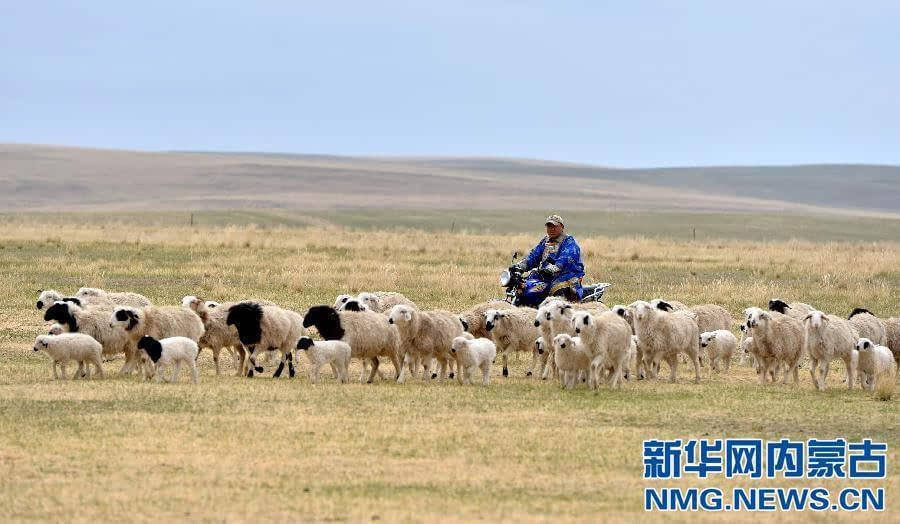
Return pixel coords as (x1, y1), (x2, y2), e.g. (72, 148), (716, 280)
(874, 363), (896, 401)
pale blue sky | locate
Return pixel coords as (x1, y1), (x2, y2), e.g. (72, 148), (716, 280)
(3, 1), (898, 167)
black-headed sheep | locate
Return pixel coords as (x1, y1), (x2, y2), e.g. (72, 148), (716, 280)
(225, 302), (304, 378)
(110, 305), (205, 375)
(138, 335), (199, 384)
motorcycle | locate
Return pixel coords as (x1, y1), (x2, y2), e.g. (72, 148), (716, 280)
(498, 251), (611, 308)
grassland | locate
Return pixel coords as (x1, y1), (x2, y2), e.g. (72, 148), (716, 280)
(1, 216), (898, 522)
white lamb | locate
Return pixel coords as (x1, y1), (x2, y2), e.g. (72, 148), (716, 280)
(855, 338), (896, 399)
(552, 334), (591, 390)
(699, 330), (737, 375)
(803, 310), (858, 391)
(450, 336), (496, 385)
(33, 333), (104, 380)
(137, 335), (199, 384)
(296, 336), (351, 384)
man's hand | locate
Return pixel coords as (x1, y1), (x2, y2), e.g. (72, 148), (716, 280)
(539, 263), (561, 280)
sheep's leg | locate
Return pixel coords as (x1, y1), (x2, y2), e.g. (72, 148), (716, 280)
(94, 358), (104, 379)
(388, 351), (402, 380)
(527, 347), (537, 377)
(311, 364), (320, 385)
(667, 355), (678, 383)
(540, 350), (552, 380)
(188, 360), (199, 384)
(59, 361), (69, 380)
(422, 358), (433, 382)
(287, 352), (296, 378)
(808, 359), (819, 390)
(481, 363), (490, 385)
(609, 361), (622, 389)
(211, 347), (221, 376)
(843, 356), (854, 390)
(171, 361), (182, 383)
(502, 352), (509, 377)
(397, 354), (411, 384)
(366, 357), (380, 384)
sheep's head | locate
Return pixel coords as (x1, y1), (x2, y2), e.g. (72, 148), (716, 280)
(699, 332), (717, 348)
(333, 294), (353, 310)
(36, 290), (64, 310)
(651, 299), (674, 312)
(856, 338), (874, 352)
(48, 323), (64, 335)
(768, 299), (791, 314)
(747, 309), (772, 329)
(340, 299), (369, 312)
(111, 307), (141, 332)
(137, 335), (163, 363)
(44, 301), (79, 332)
(484, 309), (501, 331)
(181, 295), (200, 310)
(552, 333), (574, 351)
(571, 311), (592, 335)
(458, 315), (469, 332)
(356, 292), (381, 311)
(301, 305), (344, 340)
(450, 336), (470, 354)
(388, 305), (414, 325)
(804, 311), (828, 330)
(33, 335), (51, 352)
(630, 301), (654, 322)
(548, 302), (574, 322)
(535, 337), (544, 355)
(77, 287), (104, 297)
(296, 336), (315, 351)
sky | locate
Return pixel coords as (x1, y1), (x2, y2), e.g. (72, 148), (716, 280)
(2, 1), (899, 167)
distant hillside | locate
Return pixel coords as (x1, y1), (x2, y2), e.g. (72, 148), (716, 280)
(1, 144), (898, 217)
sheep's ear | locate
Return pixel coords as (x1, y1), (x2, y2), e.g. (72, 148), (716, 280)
(709, 333), (717, 340)
(803, 313), (813, 321)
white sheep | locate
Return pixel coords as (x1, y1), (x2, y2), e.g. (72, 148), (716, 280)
(33, 333), (104, 380)
(855, 338), (896, 399)
(296, 336), (351, 384)
(224, 302), (304, 378)
(533, 300), (563, 381)
(803, 310), (858, 391)
(540, 300), (609, 380)
(137, 335), (199, 384)
(110, 305), (206, 376)
(356, 291), (417, 313)
(43, 301), (129, 370)
(631, 301), (701, 383)
(848, 308), (887, 346)
(450, 336), (496, 385)
(484, 307), (540, 378)
(746, 308), (806, 385)
(571, 310), (632, 388)
(76, 287), (152, 308)
(699, 330), (737, 375)
(303, 305), (401, 383)
(389, 305), (464, 383)
(36, 290), (106, 311)
(552, 334), (591, 389)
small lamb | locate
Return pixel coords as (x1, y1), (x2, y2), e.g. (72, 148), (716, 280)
(296, 336), (351, 384)
(450, 336), (496, 385)
(33, 333), (104, 380)
(699, 330), (737, 375)
(855, 338), (896, 398)
(137, 335), (199, 384)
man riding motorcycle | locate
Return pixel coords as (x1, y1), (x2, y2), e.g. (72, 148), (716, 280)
(511, 215), (585, 306)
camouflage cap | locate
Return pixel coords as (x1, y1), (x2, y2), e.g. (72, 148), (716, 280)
(545, 214), (564, 227)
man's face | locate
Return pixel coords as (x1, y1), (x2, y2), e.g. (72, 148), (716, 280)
(546, 223), (563, 238)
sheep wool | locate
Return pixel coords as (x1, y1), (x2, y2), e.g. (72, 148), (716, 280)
(76, 287), (152, 308)
(138, 335), (199, 384)
(36, 290), (105, 311)
(886, 317), (900, 370)
(297, 336), (351, 384)
(803, 311), (858, 391)
(33, 333), (104, 380)
(450, 336), (496, 385)
(484, 307), (540, 378)
(768, 299), (816, 321)
(848, 308), (887, 346)
(356, 291), (417, 313)
(43, 301), (129, 367)
(460, 300), (517, 339)
(183, 298), (245, 376)
(690, 304), (733, 334)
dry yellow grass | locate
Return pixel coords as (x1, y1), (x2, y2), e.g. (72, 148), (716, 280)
(0, 221), (898, 522)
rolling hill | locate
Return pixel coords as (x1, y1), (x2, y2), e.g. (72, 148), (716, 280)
(2, 144), (899, 217)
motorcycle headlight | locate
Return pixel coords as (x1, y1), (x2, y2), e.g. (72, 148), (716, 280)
(499, 270), (511, 287)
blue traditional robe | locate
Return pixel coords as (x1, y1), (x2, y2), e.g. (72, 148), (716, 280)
(520, 234), (585, 302)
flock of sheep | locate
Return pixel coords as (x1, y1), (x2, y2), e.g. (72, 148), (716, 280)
(30, 287), (900, 398)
